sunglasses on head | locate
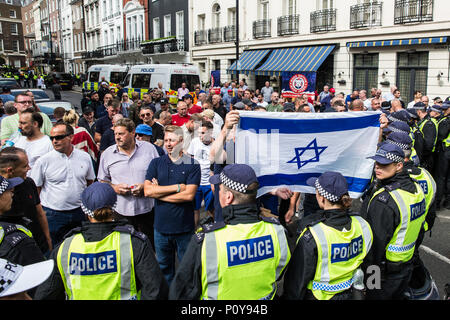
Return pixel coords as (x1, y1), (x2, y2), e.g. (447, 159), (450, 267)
(49, 133), (70, 141)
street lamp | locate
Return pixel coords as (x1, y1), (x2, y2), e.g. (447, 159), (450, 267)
(235, 0), (239, 81)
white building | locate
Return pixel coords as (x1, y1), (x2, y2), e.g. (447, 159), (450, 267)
(60, 0), (73, 72)
(190, 0), (450, 102)
(83, 0), (101, 61)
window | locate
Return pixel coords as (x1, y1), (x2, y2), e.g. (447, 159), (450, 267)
(10, 23), (18, 35)
(260, 0), (269, 20)
(353, 53), (379, 92)
(212, 4), (221, 28)
(170, 74), (201, 91)
(198, 14), (205, 30)
(287, 0), (296, 15)
(12, 40), (19, 52)
(89, 71), (100, 82)
(110, 72), (127, 84)
(319, 0), (334, 9)
(6, 0), (12, 5)
(132, 74), (151, 88)
(0, 40), (3, 52)
(0, 23), (2, 34)
(153, 17), (160, 39)
(164, 14), (171, 37)
(227, 8), (236, 26)
(397, 51), (428, 102)
(176, 11), (184, 39)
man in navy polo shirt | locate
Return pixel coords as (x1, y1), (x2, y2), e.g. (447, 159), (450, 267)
(144, 125), (200, 285)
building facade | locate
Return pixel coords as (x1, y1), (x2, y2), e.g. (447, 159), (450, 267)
(71, 0), (86, 74)
(142, 0), (190, 64)
(190, 0), (450, 102)
(0, 0), (26, 68)
(61, 0), (74, 72)
(82, 0), (101, 67)
(21, 0), (35, 67)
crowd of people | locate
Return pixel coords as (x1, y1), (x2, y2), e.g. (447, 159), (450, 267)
(0, 77), (448, 301)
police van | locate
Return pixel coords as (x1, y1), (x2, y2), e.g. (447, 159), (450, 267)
(82, 64), (128, 92)
(121, 64), (200, 104)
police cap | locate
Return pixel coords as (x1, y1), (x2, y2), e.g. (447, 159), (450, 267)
(81, 182), (117, 217)
(306, 172), (348, 203)
(209, 164), (258, 194)
(368, 142), (405, 164)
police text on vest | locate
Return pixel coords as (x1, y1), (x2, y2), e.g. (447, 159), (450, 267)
(331, 236), (363, 263)
(69, 250), (118, 275)
(410, 199), (426, 221)
(226, 235), (274, 267)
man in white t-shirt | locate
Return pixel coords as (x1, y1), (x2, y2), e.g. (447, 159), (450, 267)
(187, 120), (215, 227)
(15, 109), (53, 173)
(30, 123), (95, 245)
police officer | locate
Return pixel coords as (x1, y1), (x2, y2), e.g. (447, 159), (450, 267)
(34, 182), (168, 300)
(168, 164), (291, 300)
(434, 102), (450, 209)
(361, 143), (427, 300)
(412, 102), (438, 173)
(283, 172), (373, 300)
(385, 132), (436, 240)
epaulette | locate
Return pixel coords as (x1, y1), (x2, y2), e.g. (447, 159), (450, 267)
(260, 216), (280, 225)
(384, 182), (401, 192)
(376, 190), (391, 204)
(114, 225), (147, 241)
(0, 223), (32, 248)
(195, 221), (226, 243)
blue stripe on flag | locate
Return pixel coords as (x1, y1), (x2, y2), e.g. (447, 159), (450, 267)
(257, 173), (370, 194)
(239, 114), (380, 134)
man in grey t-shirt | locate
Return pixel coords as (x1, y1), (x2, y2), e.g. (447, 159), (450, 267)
(261, 81), (274, 103)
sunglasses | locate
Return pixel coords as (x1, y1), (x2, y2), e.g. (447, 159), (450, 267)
(140, 113), (152, 118)
(49, 134), (70, 141)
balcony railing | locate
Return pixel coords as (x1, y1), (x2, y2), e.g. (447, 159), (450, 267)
(82, 38), (144, 59)
(194, 30), (207, 46)
(141, 38), (186, 55)
(350, 2), (383, 29)
(278, 14), (300, 36)
(253, 19), (271, 39)
(223, 25), (236, 42)
(310, 9), (336, 33)
(394, 0), (433, 24)
(208, 27), (223, 44)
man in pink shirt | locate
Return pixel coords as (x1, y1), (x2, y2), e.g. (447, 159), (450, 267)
(171, 101), (191, 127)
(177, 82), (190, 100)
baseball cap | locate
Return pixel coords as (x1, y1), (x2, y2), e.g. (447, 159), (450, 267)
(160, 98), (169, 105)
(385, 132), (413, 151)
(306, 171), (348, 202)
(242, 98), (253, 107)
(83, 106), (94, 114)
(135, 124), (153, 136)
(81, 182), (117, 218)
(0, 176), (23, 196)
(381, 101), (391, 111)
(209, 164), (258, 194)
(233, 101), (245, 110)
(329, 88), (336, 94)
(183, 94), (193, 100)
(368, 142), (405, 164)
(0, 258), (54, 297)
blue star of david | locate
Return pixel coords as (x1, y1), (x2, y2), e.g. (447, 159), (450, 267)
(287, 138), (328, 169)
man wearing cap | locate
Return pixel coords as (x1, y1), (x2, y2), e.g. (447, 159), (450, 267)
(139, 106), (164, 147)
(34, 182), (168, 300)
(184, 94), (201, 115)
(135, 124), (165, 157)
(169, 164), (291, 300)
(413, 102), (438, 172)
(77, 106), (96, 139)
(154, 98), (175, 120)
(361, 142), (426, 299)
(283, 102), (295, 112)
(283, 172), (373, 300)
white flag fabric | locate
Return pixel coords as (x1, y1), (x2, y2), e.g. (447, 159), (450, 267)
(235, 111), (381, 198)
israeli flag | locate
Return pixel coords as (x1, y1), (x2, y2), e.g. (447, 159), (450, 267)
(235, 111), (381, 198)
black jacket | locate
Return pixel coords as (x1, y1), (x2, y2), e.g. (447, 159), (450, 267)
(417, 116), (437, 165)
(282, 209), (356, 300)
(34, 220), (168, 300)
(168, 203), (287, 300)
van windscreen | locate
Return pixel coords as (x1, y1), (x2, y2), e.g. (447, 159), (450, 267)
(132, 74), (151, 89)
(170, 74), (201, 91)
(110, 72), (127, 84)
(89, 72), (100, 82)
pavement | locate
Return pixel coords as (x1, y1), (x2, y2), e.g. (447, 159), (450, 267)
(53, 87), (450, 299)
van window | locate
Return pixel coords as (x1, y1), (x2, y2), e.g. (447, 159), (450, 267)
(132, 74), (151, 89)
(89, 71), (100, 82)
(170, 74), (201, 91)
(123, 74), (131, 87)
(110, 72), (127, 84)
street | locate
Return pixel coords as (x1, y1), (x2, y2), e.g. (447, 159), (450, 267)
(45, 87), (449, 299)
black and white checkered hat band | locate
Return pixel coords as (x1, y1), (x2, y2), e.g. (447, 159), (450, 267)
(220, 172), (249, 193)
(315, 180), (340, 203)
(386, 140), (410, 151)
(387, 115), (405, 123)
(0, 179), (9, 195)
(81, 202), (117, 218)
(384, 152), (404, 162)
(388, 127), (409, 134)
(0, 260), (22, 296)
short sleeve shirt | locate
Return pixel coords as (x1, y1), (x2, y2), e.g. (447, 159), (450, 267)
(145, 154), (200, 234)
(30, 148), (96, 211)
